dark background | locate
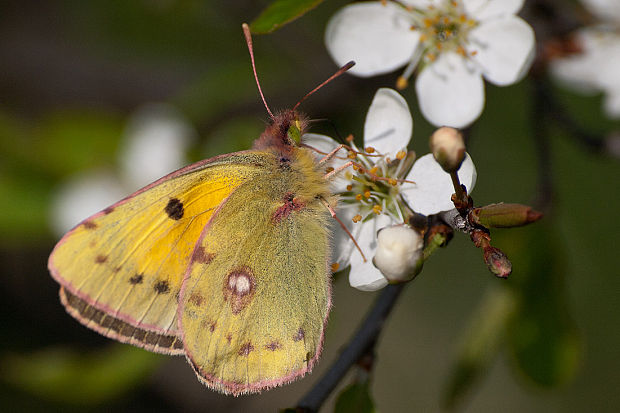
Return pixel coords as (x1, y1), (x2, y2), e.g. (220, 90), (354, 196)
(1, 0), (619, 411)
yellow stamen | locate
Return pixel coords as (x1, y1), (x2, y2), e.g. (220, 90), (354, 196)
(365, 146), (375, 154)
(388, 178), (398, 186)
(396, 150), (407, 160)
(346, 184), (353, 191)
(331, 263), (340, 272)
(396, 76), (409, 90)
(369, 166), (378, 175)
(364, 190), (371, 199)
(355, 194), (363, 201)
(352, 214), (362, 223)
(373, 205), (383, 214)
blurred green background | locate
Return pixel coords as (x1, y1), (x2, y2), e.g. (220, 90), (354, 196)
(1, 0), (619, 411)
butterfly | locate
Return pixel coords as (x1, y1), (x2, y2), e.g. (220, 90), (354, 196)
(48, 23), (356, 396)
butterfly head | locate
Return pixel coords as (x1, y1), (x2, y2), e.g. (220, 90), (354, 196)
(253, 109), (309, 152)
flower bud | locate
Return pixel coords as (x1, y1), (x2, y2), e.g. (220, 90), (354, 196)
(469, 203), (543, 228)
(483, 246), (512, 279)
(430, 127), (465, 173)
(373, 225), (424, 283)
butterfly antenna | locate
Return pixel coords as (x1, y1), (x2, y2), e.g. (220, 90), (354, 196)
(242, 23), (274, 120)
(293, 61), (355, 112)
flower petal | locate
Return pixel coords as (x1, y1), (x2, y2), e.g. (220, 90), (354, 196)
(415, 53), (484, 128)
(120, 104), (195, 191)
(468, 16), (535, 86)
(550, 29), (620, 98)
(348, 213), (393, 291)
(399, 0), (443, 8)
(401, 153), (477, 216)
(603, 91), (620, 119)
(325, 2), (419, 77)
(363, 88), (413, 156)
(463, 0), (524, 21)
(303, 133), (350, 192)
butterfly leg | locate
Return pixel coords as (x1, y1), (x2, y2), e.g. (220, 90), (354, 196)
(319, 197), (366, 263)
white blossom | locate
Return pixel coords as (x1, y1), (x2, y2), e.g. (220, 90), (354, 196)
(304, 88), (477, 290)
(325, 0), (535, 128)
(550, 0), (620, 118)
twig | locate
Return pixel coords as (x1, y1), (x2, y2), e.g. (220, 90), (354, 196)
(296, 284), (405, 412)
(531, 75), (554, 213)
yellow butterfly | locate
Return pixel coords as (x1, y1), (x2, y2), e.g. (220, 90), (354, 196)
(48, 24), (355, 395)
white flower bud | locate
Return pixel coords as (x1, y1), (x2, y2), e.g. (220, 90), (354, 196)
(429, 127), (465, 173)
(373, 225), (423, 283)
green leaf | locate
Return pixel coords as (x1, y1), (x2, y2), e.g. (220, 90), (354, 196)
(443, 286), (518, 409)
(505, 224), (581, 387)
(250, 0), (325, 34)
(334, 379), (377, 413)
(1, 344), (161, 405)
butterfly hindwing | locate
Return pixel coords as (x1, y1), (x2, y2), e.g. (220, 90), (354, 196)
(179, 149), (333, 395)
(49, 152), (269, 354)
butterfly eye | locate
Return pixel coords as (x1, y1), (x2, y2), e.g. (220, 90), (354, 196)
(287, 122), (302, 145)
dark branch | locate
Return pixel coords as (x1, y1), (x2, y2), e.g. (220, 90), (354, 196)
(296, 284), (405, 412)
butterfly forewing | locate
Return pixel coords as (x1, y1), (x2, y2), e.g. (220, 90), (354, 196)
(49, 153), (268, 353)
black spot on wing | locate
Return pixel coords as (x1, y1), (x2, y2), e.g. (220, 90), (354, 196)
(129, 274), (144, 284)
(154, 280), (170, 294)
(165, 198), (184, 220)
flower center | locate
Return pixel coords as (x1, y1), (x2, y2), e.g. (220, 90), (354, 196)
(408, 0), (478, 63)
(339, 148), (415, 224)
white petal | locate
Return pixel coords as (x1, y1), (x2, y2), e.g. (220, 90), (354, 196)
(119, 103), (195, 191)
(401, 153), (477, 216)
(348, 213), (393, 291)
(549, 51), (601, 94)
(332, 205), (360, 268)
(303, 133), (350, 192)
(463, 0), (524, 21)
(550, 29), (620, 94)
(399, 0), (443, 8)
(302, 133), (345, 162)
(120, 103), (196, 191)
(603, 92), (620, 119)
(468, 16), (535, 86)
(325, 2), (419, 77)
(415, 53), (484, 128)
(363, 88), (413, 156)
(49, 171), (126, 236)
